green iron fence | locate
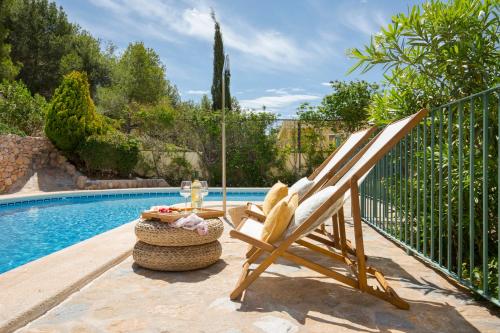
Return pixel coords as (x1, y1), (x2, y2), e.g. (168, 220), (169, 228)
(360, 86), (500, 306)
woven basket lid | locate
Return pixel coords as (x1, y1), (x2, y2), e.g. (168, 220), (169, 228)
(135, 218), (224, 246)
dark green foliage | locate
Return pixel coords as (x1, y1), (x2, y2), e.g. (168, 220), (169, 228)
(96, 42), (169, 133)
(167, 100), (284, 186)
(299, 81), (378, 132)
(210, 12), (231, 111)
(0, 80), (46, 135)
(321, 81), (378, 131)
(7, 0), (77, 97)
(45, 71), (105, 152)
(0, 0), (19, 81)
(59, 32), (112, 98)
(350, 0), (500, 301)
(78, 131), (139, 177)
(116, 42), (166, 105)
(131, 98), (175, 140)
(163, 156), (193, 186)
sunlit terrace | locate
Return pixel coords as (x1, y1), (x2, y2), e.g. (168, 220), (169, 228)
(1, 0), (499, 332)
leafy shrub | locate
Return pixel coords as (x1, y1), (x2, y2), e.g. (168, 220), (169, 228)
(78, 131), (139, 177)
(0, 122), (25, 136)
(160, 155), (193, 186)
(45, 71), (105, 152)
(0, 80), (46, 136)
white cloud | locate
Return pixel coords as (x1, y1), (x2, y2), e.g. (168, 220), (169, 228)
(266, 87), (307, 95)
(321, 82), (331, 86)
(240, 94), (320, 112)
(340, 8), (388, 35)
(187, 90), (209, 95)
(265, 88), (288, 95)
(86, 0), (309, 68)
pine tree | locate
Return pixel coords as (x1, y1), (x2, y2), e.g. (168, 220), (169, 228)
(0, 0), (19, 81)
(210, 11), (230, 111)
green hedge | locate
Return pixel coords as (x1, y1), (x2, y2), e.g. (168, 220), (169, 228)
(78, 131), (139, 177)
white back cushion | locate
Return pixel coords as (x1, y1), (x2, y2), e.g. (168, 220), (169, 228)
(289, 177), (314, 199)
(284, 186), (343, 239)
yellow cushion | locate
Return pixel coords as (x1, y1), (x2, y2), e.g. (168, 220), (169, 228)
(262, 181), (288, 215)
(261, 192), (299, 243)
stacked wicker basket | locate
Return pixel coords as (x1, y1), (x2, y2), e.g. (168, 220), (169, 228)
(133, 218), (224, 271)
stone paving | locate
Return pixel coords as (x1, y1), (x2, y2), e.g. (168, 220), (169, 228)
(17, 207), (500, 333)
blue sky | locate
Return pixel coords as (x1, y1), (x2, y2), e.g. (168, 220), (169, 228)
(56, 0), (425, 117)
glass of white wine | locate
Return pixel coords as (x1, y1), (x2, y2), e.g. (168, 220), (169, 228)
(180, 181), (192, 215)
(200, 181), (208, 208)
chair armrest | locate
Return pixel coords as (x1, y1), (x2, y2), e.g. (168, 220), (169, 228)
(245, 209), (266, 222)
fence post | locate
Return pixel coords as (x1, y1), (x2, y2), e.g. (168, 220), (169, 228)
(297, 121), (302, 175)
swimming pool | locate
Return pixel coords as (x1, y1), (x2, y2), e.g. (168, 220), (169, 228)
(0, 190), (266, 274)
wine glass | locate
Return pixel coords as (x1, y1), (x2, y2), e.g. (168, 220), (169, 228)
(180, 181), (192, 214)
(200, 181), (208, 208)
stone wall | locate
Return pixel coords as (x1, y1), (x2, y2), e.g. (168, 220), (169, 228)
(0, 134), (79, 193)
(0, 134), (171, 194)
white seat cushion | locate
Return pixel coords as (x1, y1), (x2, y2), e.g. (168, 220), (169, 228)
(289, 177), (314, 199)
(284, 186), (343, 239)
(238, 218), (264, 239)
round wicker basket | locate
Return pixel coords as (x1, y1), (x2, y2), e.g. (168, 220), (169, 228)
(133, 240), (222, 271)
(135, 218), (224, 246)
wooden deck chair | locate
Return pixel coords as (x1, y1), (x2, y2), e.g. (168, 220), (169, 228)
(243, 126), (376, 259)
(245, 126), (377, 221)
(229, 109), (428, 310)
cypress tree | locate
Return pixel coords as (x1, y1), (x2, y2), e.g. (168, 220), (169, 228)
(210, 12), (231, 111)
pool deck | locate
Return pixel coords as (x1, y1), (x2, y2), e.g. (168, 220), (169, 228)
(4, 201), (499, 333)
(0, 199), (248, 332)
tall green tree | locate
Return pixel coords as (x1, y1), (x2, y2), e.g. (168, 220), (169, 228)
(297, 80), (378, 131)
(97, 42), (169, 133)
(116, 42), (166, 105)
(210, 11), (231, 111)
(7, 0), (76, 97)
(0, 0), (19, 81)
(320, 80), (378, 131)
(59, 32), (112, 98)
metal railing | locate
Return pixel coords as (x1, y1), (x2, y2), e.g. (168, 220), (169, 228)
(360, 86), (500, 306)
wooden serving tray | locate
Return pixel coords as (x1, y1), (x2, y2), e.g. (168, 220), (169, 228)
(141, 207), (224, 223)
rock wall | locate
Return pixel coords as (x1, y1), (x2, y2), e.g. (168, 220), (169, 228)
(0, 134), (170, 194)
(0, 134), (79, 193)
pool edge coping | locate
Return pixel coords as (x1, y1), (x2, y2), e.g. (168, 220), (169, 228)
(0, 187), (270, 205)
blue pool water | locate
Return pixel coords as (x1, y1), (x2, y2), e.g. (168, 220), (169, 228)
(0, 191), (266, 274)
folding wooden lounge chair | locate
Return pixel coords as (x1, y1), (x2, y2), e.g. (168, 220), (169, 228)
(245, 126), (377, 221)
(243, 126), (376, 259)
(229, 109), (428, 310)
